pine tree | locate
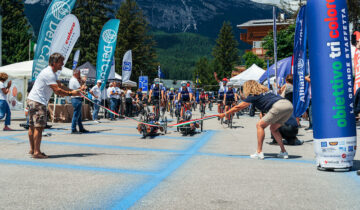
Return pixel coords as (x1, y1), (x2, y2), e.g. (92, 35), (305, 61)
(115, 0), (158, 81)
(70, 0), (114, 67)
(0, 0), (33, 65)
(212, 22), (239, 79)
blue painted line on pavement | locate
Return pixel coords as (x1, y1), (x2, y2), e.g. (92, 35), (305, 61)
(0, 158), (158, 176)
(109, 130), (216, 209)
(0, 135), (188, 154)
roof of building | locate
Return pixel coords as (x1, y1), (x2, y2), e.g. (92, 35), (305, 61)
(237, 19), (294, 28)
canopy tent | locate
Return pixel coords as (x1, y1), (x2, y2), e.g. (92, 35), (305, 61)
(77, 61), (121, 80)
(259, 56), (292, 85)
(122, 80), (137, 87)
(230, 64), (265, 86)
(0, 60), (73, 79)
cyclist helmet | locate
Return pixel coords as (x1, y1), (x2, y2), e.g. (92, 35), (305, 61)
(222, 78), (228, 83)
(154, 78), (160, 84)
(184, 110), (192, 121)
(170, 87), (174, 91)
(181, 81), (187, 87)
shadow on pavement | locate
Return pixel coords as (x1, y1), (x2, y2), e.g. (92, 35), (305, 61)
(264, 153), (302, 159)
(352, 160), (360, 171)
(48, 153), (102, 159)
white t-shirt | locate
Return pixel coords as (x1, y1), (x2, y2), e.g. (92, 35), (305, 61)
(125, 89), (132, 99)
(0, 81), (7, 100)
(28, 66), (58, 105)
(108, 87), (116, 99)
(91, 85), (102, 101)
(69, 76), (81, 98)
(115, 87), (122, 100)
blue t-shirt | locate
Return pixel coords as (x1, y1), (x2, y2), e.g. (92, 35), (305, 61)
(225, 88), (236, 100)
(243, 92), (283, 113)
(168, 92), (175, 100)
(150, 84), (163, 97)
(285, 115), (298, 127)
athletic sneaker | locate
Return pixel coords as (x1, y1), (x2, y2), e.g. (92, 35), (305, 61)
(93, 120), (100, 124)
(250, 152), (264, 160)
(277, 151), (289, 159)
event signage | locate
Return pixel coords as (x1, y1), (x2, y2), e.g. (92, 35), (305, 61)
(307, 0), (356, 170)
(96, 19), (120, 90)
(122, 50), (132, 82)
(109, 56), (116, 80)
(353, 32), (360, 93)
(139, 76), (148, 92)
(292, 6), (310, 117)
(72, 49), (80, 70)
(259, 56), (292, 85)
(32, 0), (77, 80)
(49, 14), (80, 66)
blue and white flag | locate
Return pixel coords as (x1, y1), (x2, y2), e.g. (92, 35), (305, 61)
(72, 49), (80, 70)
(122, 50), (132, 82)
(96, 19), (120, 90)
(158, 66), (165, 79)
(31, 0), (77, 80)
(293, 6), (310, 117)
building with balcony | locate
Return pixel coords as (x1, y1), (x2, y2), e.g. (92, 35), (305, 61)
(237, 18), (293, 58)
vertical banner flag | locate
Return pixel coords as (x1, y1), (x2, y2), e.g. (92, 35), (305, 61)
(122, 50), (132, 82)
(109, 56), (116, 80)
(96, 19), (120, 90)
(307, 0), (356, 170)
(292, 6), (310, 118)
(32, 0), (77, 80)
(49, 14), (80, 66)
(273, 6), (278, 90)
(72, 49), (80, 70)
(158, 66), (161, 78)
(353, 31), (360, 93)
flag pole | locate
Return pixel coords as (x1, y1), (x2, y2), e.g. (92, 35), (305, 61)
(273, 6), (278, 94)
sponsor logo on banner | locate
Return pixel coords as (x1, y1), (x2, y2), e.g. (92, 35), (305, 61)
(123, 62), (131, 71)
(325, 160), (340, 164)
(323, 155), (341, 158)
(102, 29), (117, 44)
(297, 59), (305, 69)
(348, 146), (354, 152)
(52, 1), (71, 20)
(339, 147), (346, 152)
(342, 154), (347, 159)
(321, 142), (327, 147)
(339, 141), (345, 145)
(329, 142), (338, 146)
(322, 148), (336, 153)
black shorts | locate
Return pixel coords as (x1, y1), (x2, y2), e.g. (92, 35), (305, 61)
(226, 101), (235, 106)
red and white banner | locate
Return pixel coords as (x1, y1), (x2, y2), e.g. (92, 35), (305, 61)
(50, 14), (80, 65)
(354, 48), (360, 93)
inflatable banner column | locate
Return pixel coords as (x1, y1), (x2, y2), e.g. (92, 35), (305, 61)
(307, 0), (357, 170)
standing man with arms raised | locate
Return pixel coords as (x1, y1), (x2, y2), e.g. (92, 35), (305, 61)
(69, 69), (88, 134)
(27, 53), (80, 159)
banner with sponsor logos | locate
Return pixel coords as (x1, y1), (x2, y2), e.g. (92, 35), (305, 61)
(31, 0), (77, 80)
(49, 14), (80, 66)
(121, 50), (132, 82)
(72, 49), (80, 70)
(96, 19), (120, 90)
(307, 0), (356, 170)
(293, 6), (310, 118)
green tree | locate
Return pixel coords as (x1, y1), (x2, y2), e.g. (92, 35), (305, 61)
(0, 0), (32, 65)
(262, 24), (295, 61)
(347, 0), (360, 31)
(212, 21), (239, 79)
(70, 0), (114, 67)
(115, 0), (158, 81)
(242, 52), (265, 69)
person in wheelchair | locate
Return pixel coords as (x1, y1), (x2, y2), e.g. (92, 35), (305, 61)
(223, 82), (238, 124)
(178, 110), (199, 133)
(177, 81), (193, 119)
(137, 112), (164, 135)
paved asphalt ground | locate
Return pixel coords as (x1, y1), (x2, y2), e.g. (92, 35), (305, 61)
(1, 109), (360, 210)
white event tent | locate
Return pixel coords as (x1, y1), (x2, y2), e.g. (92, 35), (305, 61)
(230, 64), (265, 86)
